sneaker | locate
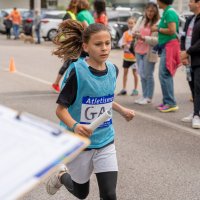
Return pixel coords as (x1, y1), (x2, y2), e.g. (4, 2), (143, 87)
(159, 105), (179, 113)
(137, 98), (149, 105)
(156, 103), (164, 110)
(52, 84), (60, 93)
(117, 89), (127, 96)
(134, 97), (144, 104)
(131, 89), (139, 96)
(146, 98), (152, 103)
(46, 164), (67, 195)
(192, 115), (200, 129)
(181, 113), (193, 123)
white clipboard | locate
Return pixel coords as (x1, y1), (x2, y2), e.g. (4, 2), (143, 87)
(0, 105), (90, 200)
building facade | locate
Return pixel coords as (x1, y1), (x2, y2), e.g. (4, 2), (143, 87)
(0, 0), (189, 12)
(0, 0), (70, 10)
(112, 0), (189, 12)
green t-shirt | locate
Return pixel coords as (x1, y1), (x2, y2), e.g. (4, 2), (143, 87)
(77, 10), (94, 25)
(158, 6), (179, 45)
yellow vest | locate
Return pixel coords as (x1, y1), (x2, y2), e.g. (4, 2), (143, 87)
(67, 11), (76, 20)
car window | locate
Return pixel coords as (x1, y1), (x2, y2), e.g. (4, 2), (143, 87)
(43, 13), (65, 19)
(21, 11), (33, 19)
(1, 11), (8, 17)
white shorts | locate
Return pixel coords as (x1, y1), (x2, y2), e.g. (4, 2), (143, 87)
(131, 62), (138, 70)
(67, 144), (118, 184)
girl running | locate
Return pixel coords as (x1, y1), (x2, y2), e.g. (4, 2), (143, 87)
(46, 20), (135, 200)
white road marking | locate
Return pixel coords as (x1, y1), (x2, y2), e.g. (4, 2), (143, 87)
(16, 71), (52, 85)
(136, 111), (200, 136)
(4, 69), (200, 136)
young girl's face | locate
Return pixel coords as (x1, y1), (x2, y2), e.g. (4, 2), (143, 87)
(83, 31), (111, 65)
(127, 19), (136, 30)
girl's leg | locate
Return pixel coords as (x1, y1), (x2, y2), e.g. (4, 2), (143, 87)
(145, 62), (155, 99)
(96, 171), (118, 200)
(53, 60), (72, 85)
(123, 68), (128, 90)
(53, 74), (63, 86)
(135, 53), (147, 98)
(132, 69), (138, 90)
(61, 173), (90, 199)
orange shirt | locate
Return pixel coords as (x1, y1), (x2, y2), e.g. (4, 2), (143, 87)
(94, 13), (108, 26)
(10, 10), (22, 25)
(123, 30), (135, 62)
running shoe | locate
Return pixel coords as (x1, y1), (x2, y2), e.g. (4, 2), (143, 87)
(159, 105), (179, 113)
(52, 84), (60, 92)
(131, 89), (139, 96)
(156, 103), (164, 110)
(46, 164), (67, 195)
(117, 89), (127, 96)
(192, 115), (200, 129)
(134, 97), (144, 104)
(181, 113), (193, 123)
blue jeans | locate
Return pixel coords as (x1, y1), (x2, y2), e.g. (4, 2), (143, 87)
(13, 24), (19, 39)
(159, 49), (176, 105)
(35, 29), (40, 43)
(136, 53), (155, 99)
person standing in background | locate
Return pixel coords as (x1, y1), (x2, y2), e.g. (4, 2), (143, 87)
(3, 13), (12, 39)
(10, 7), (21, 39)
(152, 0), (180, 112)
(133, 2), (159, 104)
(63, 0), (78, 20)
(76, 0), (94, 28)
(118, 17), (139, 96)
(34, 10), (41, 44)
(181, 0), (200, 128)
(93, 0), (108, 25)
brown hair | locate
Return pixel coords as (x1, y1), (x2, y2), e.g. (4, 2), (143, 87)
(67, 0), (78, 14)
(93, 0), (106, 17)
(144, 2), (160, 27)
(53, 20), (109, 61)
(77, 0), (90, 13)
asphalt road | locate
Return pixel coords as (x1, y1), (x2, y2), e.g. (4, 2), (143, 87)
(1, 35), (200, 200)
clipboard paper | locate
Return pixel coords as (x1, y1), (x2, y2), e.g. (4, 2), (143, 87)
(0, 105), (90, 200)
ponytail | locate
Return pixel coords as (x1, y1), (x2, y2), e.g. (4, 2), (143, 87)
(53, 19), (84, 61)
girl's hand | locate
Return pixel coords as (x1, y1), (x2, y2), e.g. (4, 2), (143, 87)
(182, 58), (189, 65)
(120, 108), (135, 121)
(74, 124), (93, 138)
(181, 51), (189, 60)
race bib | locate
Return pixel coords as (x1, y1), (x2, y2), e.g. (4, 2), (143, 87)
(80, 95), (114, 128)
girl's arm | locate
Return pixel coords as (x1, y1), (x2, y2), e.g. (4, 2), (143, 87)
(56, 104), (92, 137)
(112, 101), (135, 121)
(159, 22), (176, 35)
(151, 22), (176, 35)
(144, 32), (158, 46)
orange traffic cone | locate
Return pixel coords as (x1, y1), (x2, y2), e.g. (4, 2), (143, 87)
(9, 57), (16, 72)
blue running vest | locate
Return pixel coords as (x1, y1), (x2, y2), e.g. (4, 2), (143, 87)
(61, 58), (117, 148)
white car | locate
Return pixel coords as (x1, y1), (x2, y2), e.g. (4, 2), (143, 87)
(40, 10), (66, 41)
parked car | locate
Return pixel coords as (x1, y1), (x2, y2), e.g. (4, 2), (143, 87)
(40, 10), (66, 41)
(107, 9), (142, 48)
